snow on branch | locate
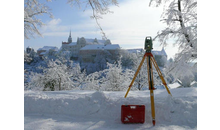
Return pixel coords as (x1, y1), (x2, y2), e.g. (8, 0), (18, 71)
(67, 0), (118, 40)
(24, 0), (53, 39)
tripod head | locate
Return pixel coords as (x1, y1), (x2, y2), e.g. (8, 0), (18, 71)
(144, 36), (153, 52)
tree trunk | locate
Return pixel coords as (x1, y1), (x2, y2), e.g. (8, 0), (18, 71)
(58, 74), (61, 91)
(178, 0), (192, 47)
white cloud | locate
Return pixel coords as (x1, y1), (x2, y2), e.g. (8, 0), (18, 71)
(93, 0), (178, 58)
(40, 17), (97, 37)
(82, 0), (166, 47)
(48, 18), (62, 26)
(40, 18), (69, 35)
(41, 0), (165, 40)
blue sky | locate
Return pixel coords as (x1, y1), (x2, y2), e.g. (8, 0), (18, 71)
(24, 0), (178, 59)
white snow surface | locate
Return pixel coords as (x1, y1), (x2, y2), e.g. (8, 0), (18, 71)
(24, 88), (197, 130)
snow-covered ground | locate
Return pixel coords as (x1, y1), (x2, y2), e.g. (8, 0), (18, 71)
(24, 87), (197, 130)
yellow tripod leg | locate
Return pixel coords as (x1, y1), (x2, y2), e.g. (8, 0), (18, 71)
(124, 54), (146, 98)
(151, 56), (172, 96)
(147, 55), (156, 126)
(150, 89), (156, 126)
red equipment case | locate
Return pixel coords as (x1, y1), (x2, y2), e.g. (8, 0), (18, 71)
(121, 105), (145, 123)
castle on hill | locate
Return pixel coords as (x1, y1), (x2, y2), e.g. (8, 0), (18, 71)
(31, 30), (167, 67)
(61, 31), (120, 61)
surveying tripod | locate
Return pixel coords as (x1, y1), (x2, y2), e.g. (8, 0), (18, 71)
(124, 36), (172, 126)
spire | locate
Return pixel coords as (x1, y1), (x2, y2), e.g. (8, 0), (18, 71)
(69, 30), (71, 37)
(68, 29), (72, 43)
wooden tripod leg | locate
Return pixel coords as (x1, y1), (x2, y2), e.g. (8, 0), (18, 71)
(147, 56), (156, 126)
(150, 90), (156, 126)
(146, 56), (155, 90)
(151, 56), (172, 96)
(146, 56), (150, 88)
(124, 54), (146, 98)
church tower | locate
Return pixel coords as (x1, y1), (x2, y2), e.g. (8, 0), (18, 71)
(68, 30), (72, 43)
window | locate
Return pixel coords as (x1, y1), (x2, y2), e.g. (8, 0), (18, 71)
(92, 55), (96, 57)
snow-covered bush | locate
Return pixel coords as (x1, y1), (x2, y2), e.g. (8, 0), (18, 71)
(24, 52), (33, 64)
(164, 60), (196, 87)
(99, 61), (135, 91)
(81, 50), (120, 74)
(84, 72), (102, 90)
(28, 59), (75, 91)
(119, 49), (138, 69)
(71, 64), (87, 89)
(179, 75), (194, 87)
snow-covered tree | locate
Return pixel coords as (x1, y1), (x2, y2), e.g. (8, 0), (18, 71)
(71, 64), (87, 88)
(93, 50), (113, 71)
(119, 49), (138, 69)
(149, 0), (197, 63)
(149, 0), (197, 87)
(68, 0), (118, 39)
(24, 0), (53, 39)
(24, 69), (29, 84)
(84, 71), (102, 90)
(154, 55), (167, 67)
(24, 51), (33, 64)
(24, 0), (118, 39)
(29, 59), (75, 91)
(164, 59), (195, 87)
(132, 56), (161, 90)
(100, 61), (135, 91)
(82, 49), (120, 74)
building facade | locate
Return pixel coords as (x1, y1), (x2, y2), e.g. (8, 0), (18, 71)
(79, 44), (121, 63)
(26, 46), (34, 54)
(37, 46), (59, 57)
(127, 48), (168, 67)
(61, 31), (112, 60)
(151, 47), (167, 67)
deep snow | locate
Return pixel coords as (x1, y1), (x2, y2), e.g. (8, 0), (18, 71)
(24, 87), (197, 130)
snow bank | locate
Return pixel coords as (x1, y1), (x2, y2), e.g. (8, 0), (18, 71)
(24, 88), (197, 129)
(25, 91), (121, 119)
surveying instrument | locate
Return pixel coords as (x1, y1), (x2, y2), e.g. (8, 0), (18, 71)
(124, 36), (172, 126)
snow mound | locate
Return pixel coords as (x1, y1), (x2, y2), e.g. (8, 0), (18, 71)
(24, 88), (197, 129)
(24, 91), (120, 119)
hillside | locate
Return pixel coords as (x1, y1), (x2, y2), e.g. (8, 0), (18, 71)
(24, 87), (197, 130)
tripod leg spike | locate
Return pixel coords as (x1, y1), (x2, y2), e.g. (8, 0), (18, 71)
(152, 119), (156, 126)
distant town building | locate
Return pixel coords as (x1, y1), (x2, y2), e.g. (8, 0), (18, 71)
(127, 47), (167, 59)
(61, 30), (113, 60)
(152, 47), (167, 58)
(151, 47), (167, 67)
(26, 46), (34, 54)
(79, 44), (121, 63)
(127, 47), (167, 67)
(127, 48), (144, 54)
(37, 46), (59, 57)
